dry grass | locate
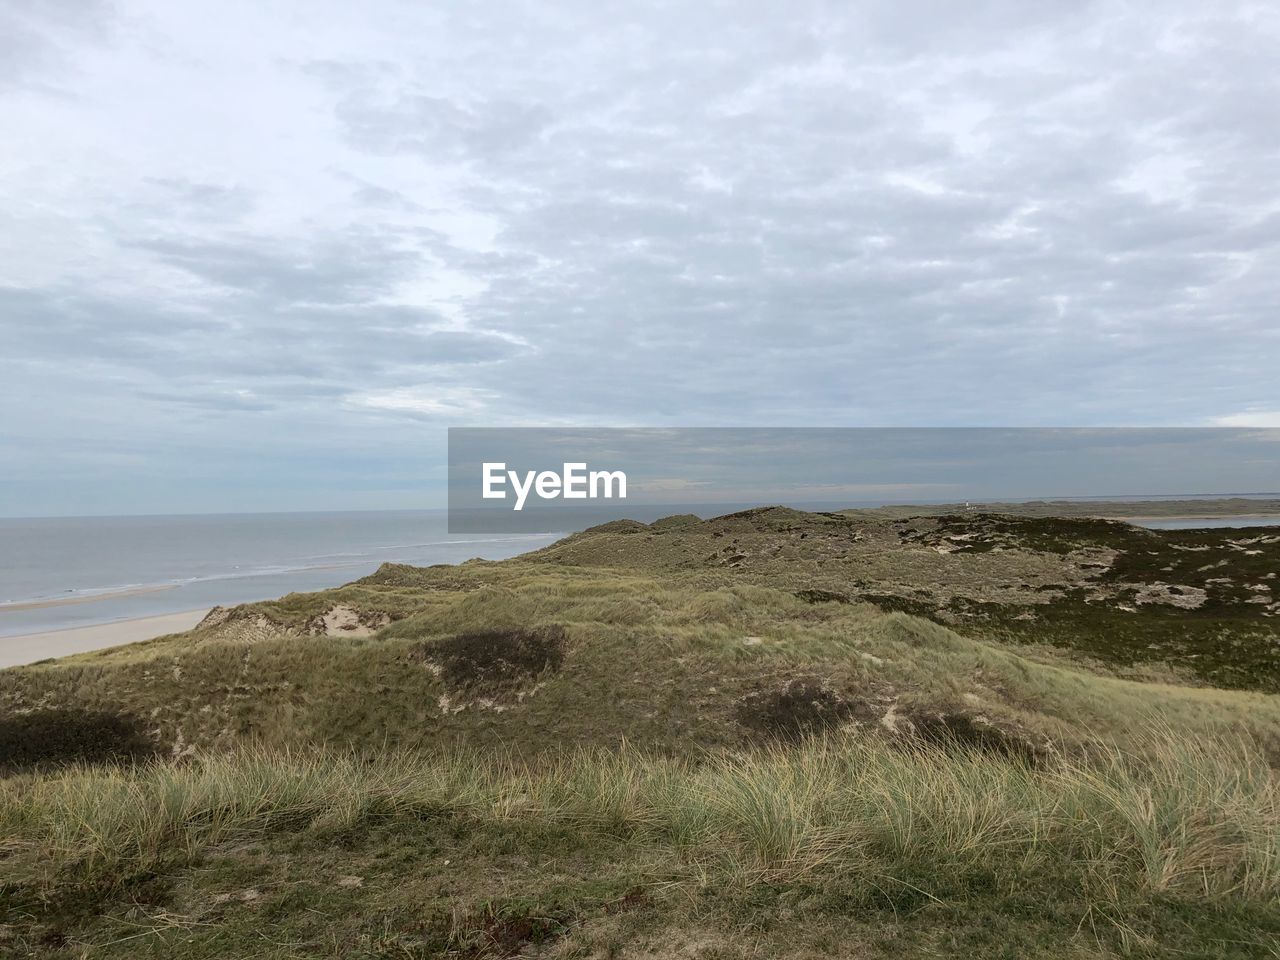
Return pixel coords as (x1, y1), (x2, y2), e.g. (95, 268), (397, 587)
(3, 728), (1275, 912)
(6, 571), (1280, 765)
(3, 510), (1278, 955)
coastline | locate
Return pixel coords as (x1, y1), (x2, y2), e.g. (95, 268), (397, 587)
(0, 583), (177, 612)
(0, 609), (209, 670)
(2, 511), (1276, 669)
(1112, 513), (1280, 522)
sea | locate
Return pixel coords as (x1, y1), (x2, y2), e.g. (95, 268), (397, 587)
(0, 511), (561, 638)
(2, 506), (1278, 640)
(1126, 517), (1280, 530)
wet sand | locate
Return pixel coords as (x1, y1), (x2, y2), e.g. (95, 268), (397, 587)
(0, 609), (209, 669)
(0, 583), (177, 612)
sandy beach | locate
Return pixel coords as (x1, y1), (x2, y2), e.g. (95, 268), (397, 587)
(0, 583), (177, 613)
(0, 609), (209, 670)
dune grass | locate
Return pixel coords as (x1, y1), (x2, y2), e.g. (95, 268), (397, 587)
(7, 571), (1280, 766)
(2, 729), (1277, 957)
(4, 510), (1279, 955)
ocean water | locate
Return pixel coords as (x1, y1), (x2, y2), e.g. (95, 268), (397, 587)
(1129, 517), (1280, 530)
(0, 511), (560, 637)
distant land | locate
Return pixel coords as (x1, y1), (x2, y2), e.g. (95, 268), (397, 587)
(847, 496), (1280, 521)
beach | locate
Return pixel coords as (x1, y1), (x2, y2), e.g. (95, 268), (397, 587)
(0, 609), (209, 669)
(0, 583), (177, 613)
(0, 512), (562, 639)
(2, 508), (1275, 668)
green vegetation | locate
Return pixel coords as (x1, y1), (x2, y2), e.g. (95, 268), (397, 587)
(535, 508), (1280, 692)
(1, 505), (1278, 957)
(0, 708), (157, 774)
(3, 733), (1277, 958)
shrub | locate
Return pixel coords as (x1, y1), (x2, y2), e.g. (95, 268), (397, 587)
(735, 677), (867, 741)
(417, 625), (567, 691)
(0, 707), (157, 772)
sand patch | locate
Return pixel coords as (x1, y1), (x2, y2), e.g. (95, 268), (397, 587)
(310, 605), (390, 638)
(1130, 583), (1208, 609)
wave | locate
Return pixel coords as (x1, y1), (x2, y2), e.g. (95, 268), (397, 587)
(0, 533), (563, 611)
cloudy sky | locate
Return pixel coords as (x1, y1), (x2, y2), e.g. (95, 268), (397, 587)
(2, 0), (1278, 515)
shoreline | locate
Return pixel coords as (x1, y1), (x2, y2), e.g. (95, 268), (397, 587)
(0, 609), (210, 670)
(1110, 513), (1280, 522)
(0, 583), (177, 612)
(2, 512), (1276, 670)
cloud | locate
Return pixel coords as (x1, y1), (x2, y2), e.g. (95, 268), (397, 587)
(132, 233), (423, 305)
(345, 385), (500, 417)
(1211, 411), (1280, 428)
(0, 0), (1277, 513)
(0, 0), (114, 91)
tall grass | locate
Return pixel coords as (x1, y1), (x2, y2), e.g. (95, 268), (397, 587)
(2, 730), (1276, 911)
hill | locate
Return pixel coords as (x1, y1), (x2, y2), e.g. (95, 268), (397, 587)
(1, 508), (1278, 958)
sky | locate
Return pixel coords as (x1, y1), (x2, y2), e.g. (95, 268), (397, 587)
(1, 0), (1278, 516)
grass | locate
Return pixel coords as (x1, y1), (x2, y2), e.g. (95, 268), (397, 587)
(4, 567), (1279, 768)
(532, 508), (1280, 690)
(2, 507), (1279, 956)
(2, 729), (1277, 957)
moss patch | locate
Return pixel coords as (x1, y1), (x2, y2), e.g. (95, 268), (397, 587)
(0, 707), (157, 772)
(735, 677), (867, 741)
(413, 625), (567, 693)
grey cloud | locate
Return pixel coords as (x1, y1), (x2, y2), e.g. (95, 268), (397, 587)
(133, 233), (422, 305)
(136, 387), (277, 413)
(2, 280), (521, 389)
(349, 182), (425, 213)
(131, 179), (258, 222)
(2, 0), (1278, 514)
(339, 95), (554, 160)
(0, 0), (113, 90)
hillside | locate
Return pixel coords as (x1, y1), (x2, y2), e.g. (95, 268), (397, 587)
(1, 509), (1278, 958)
